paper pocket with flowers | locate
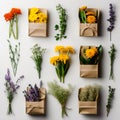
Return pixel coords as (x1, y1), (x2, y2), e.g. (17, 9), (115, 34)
(50, 46), (75, 83)
(79, 6), (100, 36)
(28, 7), (48, 37)
(79, 45), (103, 78)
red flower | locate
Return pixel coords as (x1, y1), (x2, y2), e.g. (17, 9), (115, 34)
(4, 12), (13, 21)
(10, 8), (22, 15)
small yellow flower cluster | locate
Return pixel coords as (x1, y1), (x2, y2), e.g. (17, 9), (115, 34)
(29, 7), (47, 23)
(55, 46), (75, 54)
(85, 47), (98, 59)
(50, 46), (75, 65)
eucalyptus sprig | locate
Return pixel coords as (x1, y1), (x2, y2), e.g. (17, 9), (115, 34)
(31, 44), (46, 79)
(7, 40), (20, 76)
(106, 86), (115, 116)
(55, 4), (67, 41)
(108, 44), (116, 80)
(48, 81), (72, 117)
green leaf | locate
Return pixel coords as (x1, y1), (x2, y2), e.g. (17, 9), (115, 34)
(55, 25), (59, 30)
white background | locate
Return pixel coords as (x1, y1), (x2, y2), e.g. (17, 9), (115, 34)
(0, 0), (120, 120)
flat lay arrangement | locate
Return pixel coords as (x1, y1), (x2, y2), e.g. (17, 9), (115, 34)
(1, 1), (119, 120)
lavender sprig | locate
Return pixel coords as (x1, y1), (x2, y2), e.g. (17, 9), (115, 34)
(5, 68), (24, 114)
(107, 3), (115, 41)
(23, 84), (40, 101)
(106, 86), (115, 116)
(108, 44), (116, 80)
(7, 40), (20, 76)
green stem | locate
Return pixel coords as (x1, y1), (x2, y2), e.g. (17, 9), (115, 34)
(109, 62), (113, 80)
(15, 15), (18, 40)
(61, 106), (68, 117)
(8, 102), (12, 114)
(60, 76), (64, 83)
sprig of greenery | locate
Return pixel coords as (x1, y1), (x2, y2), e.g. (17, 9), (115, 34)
(108, 44), (116, 80)
(48, 81), (72, 117)
(7, 40), (20, 76)
(106, 86), (115, 116)
(31, 44), (46, 79)
(79, 10), (86, 23)
(55, 4), (67, 41)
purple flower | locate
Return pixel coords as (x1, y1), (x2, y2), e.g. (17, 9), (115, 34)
(5, 68), (11, 82)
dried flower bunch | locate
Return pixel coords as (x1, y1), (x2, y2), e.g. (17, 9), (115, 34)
(4, 8), (22, 39)
(5, 68), (24, 114)
(29, 7), (47, 23)
(79, 6), (98, 23)
(31, 44), (46, 79)
(107, 3), (115, 41)
(55, 4), (67, 40)
(78, 86), (99, 101)
(50, 46), (75, 83)
(48, 81), (73, 117)
(8, 40), (20, 77)
(23, 83), (41, 101)
(80, 45), (103, 64)
(108, 44), (116, 80)
(106, 86), (115, 116)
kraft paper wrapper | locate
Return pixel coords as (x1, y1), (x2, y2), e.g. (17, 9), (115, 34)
(78, 88), (98, 114)
(80, 64), (98, 78)
(79, 8), (99, 36)
(28, 8), (48, 37)
(26, 88), (46, 115)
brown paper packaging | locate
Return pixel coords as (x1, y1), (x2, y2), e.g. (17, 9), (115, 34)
(78, 88), (98, 114)
(28, 8), (48, 37)
(79, 8), (100, 37)
(26, 88), (46, 115)
(80, 64), (98, 78)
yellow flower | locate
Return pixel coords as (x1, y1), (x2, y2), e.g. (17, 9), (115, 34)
(30, 8), (40, 14)
(65, 46), (75, 54)
(80, 6), (87, 10)
(55, 46), (65, 52)
(38, 12), (47, 19)
(87, 15), (96, 23)
(39, 17), (47, 23)
(91, 47), (98, 54)
(59, 54), (69, 64)
(50, 56), (59, 65)
(85, 48), (96, 58)
(29, 14), (38, 22)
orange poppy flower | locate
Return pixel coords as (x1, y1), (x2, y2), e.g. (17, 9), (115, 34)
(4, 12), (13, 21)
(10, 8), (22, 15)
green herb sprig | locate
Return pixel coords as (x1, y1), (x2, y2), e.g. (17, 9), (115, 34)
(106, 86), (115, 116)
(55, 4), (67, 41)
(31, 44), (46, 79)
(8, 40), (20, 76)
(48, 81), (72, 117)
(108, 44), (116, 80)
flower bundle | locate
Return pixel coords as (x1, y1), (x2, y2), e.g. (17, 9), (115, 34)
(78, 86), (99, 114)
(80, 45), (103, 65)
(48, 81), (73, 117)
(23, 82), (46, 115)
(29, 8), (47, 23)
(50, 46), (75, 83)
(79, 6), (98, 23)
(8, 40), (20, 77)
(23, 84), (41, 102)
(107, 3), (115, 41)
(4, 8), (22, 39)
(5, 68), (24, 114)
(31, 44), (46, 79)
